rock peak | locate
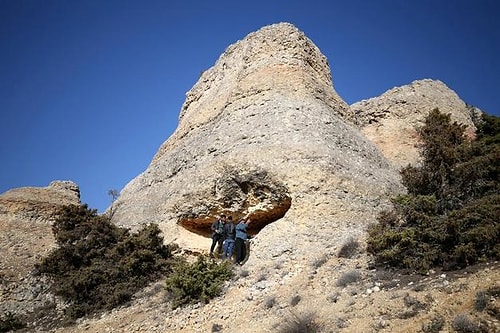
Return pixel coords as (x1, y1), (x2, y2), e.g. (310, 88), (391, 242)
(156, 23), (349, 164)
(351, 78), (481, 167)
(112, 23), (401, 250)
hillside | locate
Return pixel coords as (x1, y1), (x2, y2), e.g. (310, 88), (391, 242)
(0, 23), (498, 333)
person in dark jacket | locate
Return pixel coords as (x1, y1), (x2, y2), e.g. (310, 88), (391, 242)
(235, 218), (251, 265)
(221, 216), (236, 261)
(210, 214), (226, 256)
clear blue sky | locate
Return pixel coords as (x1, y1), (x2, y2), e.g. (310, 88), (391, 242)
(1, 0), (499, 212)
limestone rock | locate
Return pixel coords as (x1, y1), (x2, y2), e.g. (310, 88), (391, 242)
(351, 79), (482, 167)
(111, 22), (403, 253)
(0, 180), (80, 223)
(0, 180), (80, 321)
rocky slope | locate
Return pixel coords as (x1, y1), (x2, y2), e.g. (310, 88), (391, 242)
(1, 23), (497, 333)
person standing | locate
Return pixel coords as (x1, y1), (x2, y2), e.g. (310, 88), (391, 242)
(210, 214), (226, 257)
(222, 216), (236, 261)
(235, 218), (251, 265)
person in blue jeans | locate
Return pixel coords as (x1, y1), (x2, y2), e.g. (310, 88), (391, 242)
(235, 218), (251, 265)
(222, 216), (236, 261)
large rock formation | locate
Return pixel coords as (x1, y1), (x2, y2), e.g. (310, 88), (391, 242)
(0, 181), (80, 322)
(351, 79), (482, 167)
(1, 23), (493, 333)
(111, 22), (403, 254)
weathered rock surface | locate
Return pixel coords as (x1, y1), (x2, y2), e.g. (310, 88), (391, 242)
(111, 22), (403, 253)
(0, 181), (80, 325)
(351, 79), (482, 167)
(0, 180), (80, 223)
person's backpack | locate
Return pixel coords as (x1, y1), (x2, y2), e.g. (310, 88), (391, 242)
(225, 223), (235, 239)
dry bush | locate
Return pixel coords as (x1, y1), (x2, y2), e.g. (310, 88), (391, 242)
(278, 311), (321, 333)
(337, 237), (360, 258)
(336, 270), (361, 287)
(211, 323), (223, 332)
(475, 291), (488, 312)
(451, 314), (479, 333)
(0, 312), (25, 332)
(421, 315), (444, 333)
(290, 294), (301, 307)
(311, 255), (328, 269)
(265, 296), (277, 309)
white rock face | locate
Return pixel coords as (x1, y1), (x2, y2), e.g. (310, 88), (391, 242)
(351, 79), (481, 167)
(111, 23), (403, 254)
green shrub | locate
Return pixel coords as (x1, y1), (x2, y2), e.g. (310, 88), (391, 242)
(0, 312), (25, 333)
(165, 256), (233, 308)
(37, 204), (177, 320)
(367, 110), (500, 272)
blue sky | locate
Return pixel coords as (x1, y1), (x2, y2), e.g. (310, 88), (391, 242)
(1, 0), (499, 212)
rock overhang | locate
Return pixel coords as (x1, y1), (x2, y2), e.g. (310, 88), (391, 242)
(176, 165), (292, 237)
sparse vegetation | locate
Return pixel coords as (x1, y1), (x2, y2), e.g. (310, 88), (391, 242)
(337, 237), (360, 258)
(399, 294), (428, 319)
(474, 286), (500, 320)
(36, 204), (177, 320)
(335, 316), (349, 329)
(257, 272), (268, 282)
(164, 255), (233, 308)
(327, 292), (340, 303)
(265, 296), (277, 309)
(475, 291), (488, 311)
(336, 270), (361, 287)
(0, 312), (25, 333)
(311, 254), (328, 269)
(367, 110), (500, 272)
(421, 315), (444, 333)
(290, 294), (301, 306)
(239, 269), (250, 278)
(451, 313), (479, 332)
(211, 323), (223, 332)
(278, 311), (321, 333)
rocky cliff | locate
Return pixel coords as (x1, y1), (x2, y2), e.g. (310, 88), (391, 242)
(111, 23), (403, 255)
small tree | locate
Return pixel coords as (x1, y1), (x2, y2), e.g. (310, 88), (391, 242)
(107, 189), (120, 218)
(37, 204), (176, 319)
(367, 110), (500, 271)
